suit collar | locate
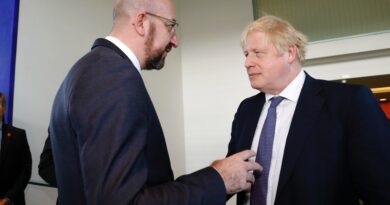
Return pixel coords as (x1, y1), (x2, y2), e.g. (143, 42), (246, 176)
(240, 93), (266, 150)
(105, 36), (141, 72)
(277, 70), (306, 103)
(92, 38), (131, 62)
(92, 38), (143, 77)
(276, 73), (324, 197)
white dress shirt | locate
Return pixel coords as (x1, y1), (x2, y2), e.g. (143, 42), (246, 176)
(246, 70), (306, 205)
(105, 36), (141, 72)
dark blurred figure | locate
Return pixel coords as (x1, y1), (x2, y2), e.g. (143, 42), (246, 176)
(0, 92), (32, 205)
(38, 131), (57, 187)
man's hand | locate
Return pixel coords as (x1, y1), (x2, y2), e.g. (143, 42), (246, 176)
(0, 198), (11, 205)
(211, 150), (262, 194)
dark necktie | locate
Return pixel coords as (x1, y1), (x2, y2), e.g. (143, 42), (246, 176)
(250, 96), (284, 205)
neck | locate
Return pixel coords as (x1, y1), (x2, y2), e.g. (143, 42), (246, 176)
(267, 66), (302, 95)
(110, 32), (145, 67)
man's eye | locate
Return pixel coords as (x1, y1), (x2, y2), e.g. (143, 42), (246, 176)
(255, 51), (263, 57)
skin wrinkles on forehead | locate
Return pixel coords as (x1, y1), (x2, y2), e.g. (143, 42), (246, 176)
(244, 32), (267, 51)
(243, 31), (273, 56)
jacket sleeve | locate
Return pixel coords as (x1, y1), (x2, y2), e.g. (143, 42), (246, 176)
(346, 86), (390, 204)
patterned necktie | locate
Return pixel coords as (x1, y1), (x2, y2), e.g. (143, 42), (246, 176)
(250, 96), (284, 205)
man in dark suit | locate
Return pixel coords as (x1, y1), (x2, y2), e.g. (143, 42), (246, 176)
(228, 15), (390, 205)
(0, 93), (32, 205)
(49, 0), (261, 204)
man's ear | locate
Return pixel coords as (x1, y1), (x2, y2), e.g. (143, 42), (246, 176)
(287, 44), (297, 64)
(133, 11), (147, 36)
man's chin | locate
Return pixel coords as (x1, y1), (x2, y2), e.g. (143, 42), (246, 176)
(250, 82), (264, 91)
(145, 57), (166, 70)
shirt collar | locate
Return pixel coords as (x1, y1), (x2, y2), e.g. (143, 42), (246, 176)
(265, 70), (306, 103)
(105, 36), (141, 73)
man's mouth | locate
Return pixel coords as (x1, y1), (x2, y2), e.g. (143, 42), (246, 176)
(165, 45), (172, 53)
(249, 72), (261, 77)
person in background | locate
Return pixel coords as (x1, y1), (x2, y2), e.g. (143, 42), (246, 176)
(49, 0), (261, 204)
(0, 92), (32, 205)
(227, 15), (390, 205)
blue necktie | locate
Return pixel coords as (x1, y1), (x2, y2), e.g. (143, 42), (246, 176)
(250, 96), (284, 205)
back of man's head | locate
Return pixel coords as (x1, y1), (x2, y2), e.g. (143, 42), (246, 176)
(113, 0), (158, 22)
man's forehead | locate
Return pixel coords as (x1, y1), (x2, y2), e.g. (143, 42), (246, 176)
(159, 0), (176, 17)
(245, 32), (270, 47)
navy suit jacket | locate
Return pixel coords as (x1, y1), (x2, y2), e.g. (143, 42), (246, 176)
(228, 74), (390, 205)
(50, 38), (225, 205)
(0, 123), (32, 205)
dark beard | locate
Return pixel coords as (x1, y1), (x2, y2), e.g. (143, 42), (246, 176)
(144, 23), (170, 70)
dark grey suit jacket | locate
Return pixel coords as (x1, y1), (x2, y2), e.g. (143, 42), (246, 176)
(50, 39), (225, 205)
(228, 74), (390, 205)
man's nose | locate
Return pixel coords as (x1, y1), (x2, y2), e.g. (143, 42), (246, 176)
(245, 55), (255, 69)
(170, 33), (179, 48)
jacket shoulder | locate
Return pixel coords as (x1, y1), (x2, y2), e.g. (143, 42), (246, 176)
(4, 124), (26, 133)
(317, 79), (369, 92)
(239, 92), (263, 108)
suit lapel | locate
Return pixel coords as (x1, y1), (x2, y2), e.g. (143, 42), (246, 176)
(236, 94), (265, 205)
(241, 93), (265, 150)
(276, 74), (325, 195)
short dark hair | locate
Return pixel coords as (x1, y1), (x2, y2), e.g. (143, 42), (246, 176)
(0, 92), (6, 109)
(0, 92), (6, 123)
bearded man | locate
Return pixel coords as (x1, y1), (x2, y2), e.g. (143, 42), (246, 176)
(49, 0), (261, 204)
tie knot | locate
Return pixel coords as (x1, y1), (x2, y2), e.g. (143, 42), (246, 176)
(270, 96), (284, 108)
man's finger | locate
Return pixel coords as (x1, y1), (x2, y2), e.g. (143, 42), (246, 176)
(233, 150), (256, 160)
(247, 173), (255, 184)
(245, 160), (263, 172)
(243, 182), (252, 192)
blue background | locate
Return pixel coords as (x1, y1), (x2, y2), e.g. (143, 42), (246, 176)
(0, 0), (19, 124)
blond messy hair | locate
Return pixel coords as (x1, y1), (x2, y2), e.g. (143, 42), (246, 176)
(241, 15), (308, 63)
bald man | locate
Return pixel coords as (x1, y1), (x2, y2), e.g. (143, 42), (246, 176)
(49, 0), (261, 204)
